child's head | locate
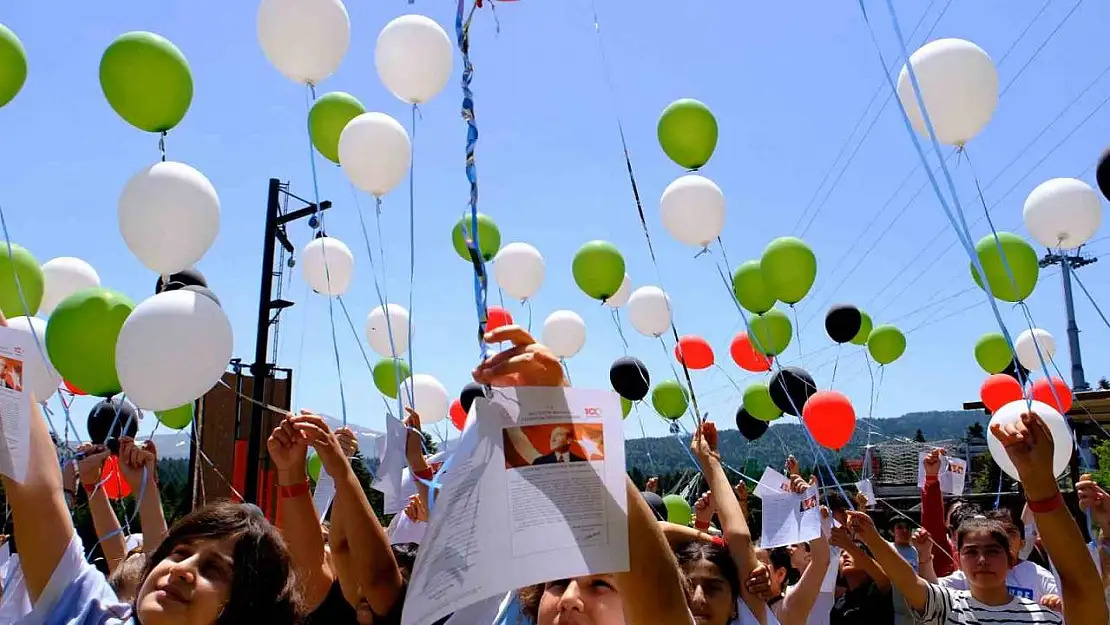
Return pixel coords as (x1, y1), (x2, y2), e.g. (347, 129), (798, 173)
(984, 509), (1023, 562)
(108, 550), (147, 603)
(955, 516), (1013, 589)
(676, 541), (739, 625)
(134, 501), (299, 625)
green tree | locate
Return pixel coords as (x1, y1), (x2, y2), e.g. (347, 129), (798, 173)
(966, 422), (985, 439)
(1089, 439), (1110, 489)
(914, 429), (927, 443)
(1099, 377), (1110, 391)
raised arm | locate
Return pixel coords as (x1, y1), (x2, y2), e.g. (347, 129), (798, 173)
(992, 411), (1107, 623)
(848, 510), (927, 611)
(296, 412), (403, 616)
(912, 527), (938, 583)
(778, 510), (831, 625)
(403, 409), (433, 509)
(694, 421), (766, 623)
(329, 426), (362, 606)
(118, 437), (167, 553)
(920, 449), (957, 576)
(75, 443), (127, 572)
(1, 391), (75, 601)
(267, 417), (334, 610)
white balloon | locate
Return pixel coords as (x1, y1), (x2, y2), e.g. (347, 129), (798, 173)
(7, 316), (60, 401)
(365, 304), (410, 358)
(494, 243), (545, 301)
(400, 374), (449, 425)
(897, 38), (998, 146)
(1015, 328), (1055, 371)
(660, 175), (726, 248)
(338, 113), (411, 196)
(1023, 178), (1102, 250)
(375, 15), (453, 105)
(116, 291), (233, 411)
(542, 310), (586, 359)
(605, 274), (632, 309)
(40, 257), (100, 316)
(300, 236), (354, 296)
(988, 399), (1073, 481)
(627, 286), (672, 337)
(258, 0), (350, 84)
(118, 161), (220, 276)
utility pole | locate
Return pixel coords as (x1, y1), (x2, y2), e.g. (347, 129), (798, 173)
(243, 178), (331, 504)
(1038, 251), (1098, 392)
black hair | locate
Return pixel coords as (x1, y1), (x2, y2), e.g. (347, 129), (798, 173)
(768, 546), (792, 572)
(140, 501), (299, 624)
(391, 542), (420, 581)
(825, 493), (849, 512)
(675, 541), (741, 603)
(955, 516), (1012, 564)
(948, 501), (981, 533)
(985, 509), (1023, 540)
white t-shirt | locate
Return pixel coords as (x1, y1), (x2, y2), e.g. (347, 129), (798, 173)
(916, 582), (1061, 623)
(939, 560), (1058, 602)
(24, 533), (132, 624)
(730, 598), (782, 625)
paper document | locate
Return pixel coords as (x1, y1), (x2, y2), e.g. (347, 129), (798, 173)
(313, 469), (336, 522)
(753, 467), (793, 500)
(760, 481), (821, 549)
(0, 326), (34, 483)
(854, 478), (875, 507)
(916, 453), (966, 495)
(402, 387), (628, 625)
(372, 415), (407, 506)
(388, 510), (428, 545)
(386, 450), (449, 515)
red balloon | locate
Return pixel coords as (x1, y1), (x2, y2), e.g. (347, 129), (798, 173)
(802, 390), (856, 450)
(487, 306), (514, 331)
(980, 374), (1024, 413)
(729, 332), (772, 372)
(1031, 376), (1073, 413)
(100, 456), (132, 500)
(64, 380), (85, 395)
(675, 335), (714, 370)
(449, 398), (467, 431)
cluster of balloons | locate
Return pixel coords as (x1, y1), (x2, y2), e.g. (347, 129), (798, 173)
(974, 328), (1056, 378)
(729, 238), (817, 358)
(655, 100), (725, 249)
(824, 304), (905, 365)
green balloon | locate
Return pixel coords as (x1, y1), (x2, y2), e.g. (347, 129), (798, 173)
(621, 396), (632, 419)
(45, 287), (134, 397)
(452, 212), (501, 262)
(761, 237), (817, 304)
(573, 240), (626, 301)
(99, 32), (193, 133)
(850, 311), (872, 346)
(657, 99), (718, 170)
(867, 324), (906, 365)
(748, 308), (792, 356)
(0, 24), (27, 109)
(662, 493), (693, 526)
(743, 381), (782, 422)
(156, 403), (194, 430)
(651, 380), (689, 420)
(373, 358), (411, 399)
(975, 332), (1012, 374)
(0, 242), (43, 317)
(969, 232), (1039, 302)
(309, 92), (366, 164)
(307, 451), (323, 482)
(732, 260), (776, 314)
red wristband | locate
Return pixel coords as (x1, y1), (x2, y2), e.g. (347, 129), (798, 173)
(279, 481), (310, 499)
(1027, 491), (1064, 514)
(83, 482), (96, 496)
(694, 520), (711, 531)
(413, 467), (434, 482)
(711, 536), (727, 548)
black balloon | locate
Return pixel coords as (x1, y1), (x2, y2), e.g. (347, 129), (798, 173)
(460, 382), (485, 413)
(155, 268), (208, 294)
(825, 304), (862, 344)
(769, 366), (817, 416)
(641, 491), (668, 522)
(735, 406), (769, 441)
(182, 285), (222, 307)
(87, 397), (141, 452)
(1097, 148), (1110, 202)
(1002, 358), (1030, 384)
(610, 356), (650, 401)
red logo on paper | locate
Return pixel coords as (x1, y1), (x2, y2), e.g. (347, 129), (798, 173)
(12, 347), (22, 355)
(584, 407), (601, 416)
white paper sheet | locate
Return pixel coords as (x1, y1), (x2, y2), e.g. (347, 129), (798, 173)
(313, 469), (336, 522)
(388, 512), (428, 545)
(760, 481), (821, 549)
(940, 457), (966, 495)
(372, 415), (407, 509)
(821, 547), (841, 592)
(402, 387), (627, 625)
(753, 467), (793, 500)
(854, 478), (874, 507)
(0, 326), (34, 483)
(386, 450), (449, 515)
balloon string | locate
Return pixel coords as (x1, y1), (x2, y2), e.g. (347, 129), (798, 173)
(336, 295), (376, 376)
(611, 308), (629, 355)
(561, 358), (573, 386)
(304, 84), (348, 428)
(524, 298), (533, 334)
(158, 131), (167, 162)
(350, 188), (410, 419)
(829, 344), (841, 389)
(791, 304), (805, 365)
(372, 199), (416, 412)
(1070, 267), (1110, 331)
(405, 103), (418, 391)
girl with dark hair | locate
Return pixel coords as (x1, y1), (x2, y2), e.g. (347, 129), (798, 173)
(848, 411), (1106, 624)
(677, 540), (741, 625)
(0, 310), (300, 625)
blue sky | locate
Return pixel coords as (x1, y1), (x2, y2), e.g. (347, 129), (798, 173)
(3, 0), (1110, 447)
